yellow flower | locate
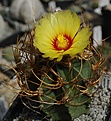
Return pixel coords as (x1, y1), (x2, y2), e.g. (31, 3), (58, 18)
(33, 10), (92, 61)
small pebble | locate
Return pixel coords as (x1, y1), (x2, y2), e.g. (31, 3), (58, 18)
(74, 74), (111, 121)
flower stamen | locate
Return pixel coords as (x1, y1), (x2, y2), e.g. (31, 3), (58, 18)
(53, 34), (72, 51)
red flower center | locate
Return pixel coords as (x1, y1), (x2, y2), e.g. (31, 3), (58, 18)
(53, 34), (73, 51)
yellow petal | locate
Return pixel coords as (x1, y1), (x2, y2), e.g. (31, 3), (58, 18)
(71, 13), (80, 38)
(64, 27), (91, 57)
(36, 21), (55, 40)
(33, 10), (91, 61)
(57, 55), (63, 61)
(74, 27), (92, 43)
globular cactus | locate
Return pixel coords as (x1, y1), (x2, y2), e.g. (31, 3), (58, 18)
(13, 10), (104, 120)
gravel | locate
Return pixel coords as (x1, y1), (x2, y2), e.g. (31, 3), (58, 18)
(74, 73), (111, 121)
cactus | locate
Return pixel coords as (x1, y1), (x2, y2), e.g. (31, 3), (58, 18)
(13, 30), (103, 121)
(13, 10), (104, 120)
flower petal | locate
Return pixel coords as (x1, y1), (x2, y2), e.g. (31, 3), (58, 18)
(64, 27), (92, 57)
(71, 13), (80, 38)
(33, 10), (91, 61)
